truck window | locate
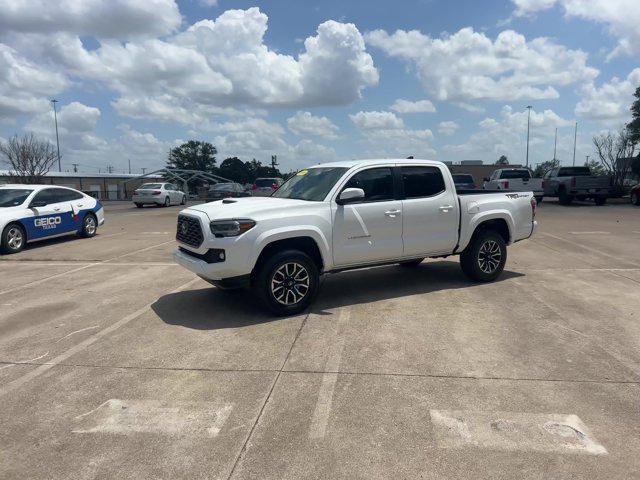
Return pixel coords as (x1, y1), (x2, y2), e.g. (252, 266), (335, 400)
(401, 166), (445, 198)
(344, 168), (394, 202)
(273, 167), (347, 201)
(500, 170), (531, 180)
(557, 167), (591, 176)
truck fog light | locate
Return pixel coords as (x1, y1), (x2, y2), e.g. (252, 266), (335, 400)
(219, 252), (225, 260)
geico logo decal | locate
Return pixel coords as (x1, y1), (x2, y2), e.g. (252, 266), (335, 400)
(34, 216), (62, 229)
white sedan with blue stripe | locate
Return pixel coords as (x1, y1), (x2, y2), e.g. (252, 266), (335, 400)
(0, 184), (105, 254)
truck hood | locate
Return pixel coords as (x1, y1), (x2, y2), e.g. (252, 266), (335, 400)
(185, 197), (319, 221)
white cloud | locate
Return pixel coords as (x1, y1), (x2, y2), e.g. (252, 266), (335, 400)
(390, 99), (436, 114)
(365, 27), (598, 102)
(0, 0), (181, 40)
(511, 0), (640, 59)
(292, 139), (338, 165)
(443, 105), (576, 165)
(287, 111), (339, 139)
(350, 111), (435, 158)
(575, 68), (640, 121)
(438, 121), (459, 136)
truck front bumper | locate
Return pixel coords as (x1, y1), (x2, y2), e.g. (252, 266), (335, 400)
(173, 248), (250, 281)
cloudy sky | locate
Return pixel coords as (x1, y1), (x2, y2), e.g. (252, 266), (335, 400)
(0, 0), (638, 173)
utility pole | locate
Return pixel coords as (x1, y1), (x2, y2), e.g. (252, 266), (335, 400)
(525, 106), (532, 168)
(553, 127), (557, 161)
(585, 155), (590, 165)
(128, 158), (131, 174)
(572, 121), (578, 166)
(72, 163), (78, 173)
(50, 99), (61, 171)
(141, 168), (147, 175)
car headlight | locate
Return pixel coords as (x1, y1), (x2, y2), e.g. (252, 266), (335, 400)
(210, 219), (256, 237)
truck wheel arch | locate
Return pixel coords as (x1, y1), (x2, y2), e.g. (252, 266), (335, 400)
(461, 215), (513, 252)
(252, 235), (325, 278)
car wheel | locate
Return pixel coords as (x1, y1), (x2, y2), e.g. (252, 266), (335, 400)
(399, 258), (424, 267)
(558, 189), (573, 205)
(460, 230), (507, 282)
(254, 249), (319, 316)
(632, 191), (640, 206)
(181, 195), (186, 205)
(80, 213), (98, 238)
(164, 196), (170, 207)
(594, 196), (607, 206)
(1, 223), (26, 254)
(135, 203), (143, 208)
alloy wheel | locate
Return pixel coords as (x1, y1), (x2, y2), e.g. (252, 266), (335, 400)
(271, 262), (310, 305)
(85, 216), (97, 235)
(7, 227), (23, 250)
(477, 240), (501, 274)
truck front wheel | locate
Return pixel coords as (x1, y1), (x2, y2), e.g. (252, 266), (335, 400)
(460, 230), (507, 282)
(254, 249), (319, 316)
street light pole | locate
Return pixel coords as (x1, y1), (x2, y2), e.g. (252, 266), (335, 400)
(525, 106), (532, 168)
(572, 121), (578, 167)
(553, 127), (557, 161)
(50, 99), (61, 171)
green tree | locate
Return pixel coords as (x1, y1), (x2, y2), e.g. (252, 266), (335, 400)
(627, 86), (640, 145)
(496, 155), (509, 165)
(532, 159), (559, 178)
(167, 140), (217, 172)
(219, 157), (251, 184)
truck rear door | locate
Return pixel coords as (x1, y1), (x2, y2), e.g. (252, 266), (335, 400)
(399, 165), (459, 256)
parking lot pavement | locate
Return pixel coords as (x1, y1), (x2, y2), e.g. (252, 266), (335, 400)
(1, 200), (640, 479)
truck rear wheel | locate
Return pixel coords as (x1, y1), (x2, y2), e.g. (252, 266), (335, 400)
(632, 191), (640, 206)
(460, 230), (507, 282)
(254, 249), (319, 316)
(558, 189), (573, 205)
(594, 196), (607, 206)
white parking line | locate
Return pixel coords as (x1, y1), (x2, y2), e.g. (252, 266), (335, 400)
(0, 277), (199, 398)
(429, 410), (607, 455)
(540, 232), (640, 268)
(309, 308), (350, 439)
(568, 231), (610, 235)
(73, 399), (233, 438)
(0, 240), (175, 297)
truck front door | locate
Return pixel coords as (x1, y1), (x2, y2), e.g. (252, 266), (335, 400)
(332, 167), (404, 266)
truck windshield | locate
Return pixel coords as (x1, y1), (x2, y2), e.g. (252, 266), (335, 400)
(0, 189), (33, 207)
(558, 167), (591, 176)
(272, 167), (348, 201)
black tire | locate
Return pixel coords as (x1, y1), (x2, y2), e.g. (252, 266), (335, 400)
(399, 258), (424, 267)
(460, 230), (507, 282)
(79, 213), (98, 238)
(135, 203), (143, 208)
(1, 223), (26, 254)
(164, 196), (170, 207)
(254, 249), (319, 316)
(632, 191), (640, 206)
(181, 195), (186, 205)
(594, 196), (607, 206)
(534, 196), (543, 204)
(558, 189), (573, 205)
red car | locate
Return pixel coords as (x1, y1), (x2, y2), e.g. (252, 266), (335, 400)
(631, 183), (640, 206)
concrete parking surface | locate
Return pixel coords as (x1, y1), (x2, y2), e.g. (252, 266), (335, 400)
(1, 200), (639, 479)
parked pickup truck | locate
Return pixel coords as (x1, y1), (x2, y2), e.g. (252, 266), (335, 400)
(174, 159), (538, 315)
(483, 168), (544, 203)
(543, 166), (613, 205)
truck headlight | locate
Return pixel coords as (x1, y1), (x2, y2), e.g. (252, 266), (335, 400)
(210, 219), (255, 237)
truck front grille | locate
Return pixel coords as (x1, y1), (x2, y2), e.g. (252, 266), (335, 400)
(176, 215), (203, 248)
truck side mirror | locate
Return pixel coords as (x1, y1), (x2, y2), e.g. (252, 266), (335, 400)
(336, 188), (365, 205)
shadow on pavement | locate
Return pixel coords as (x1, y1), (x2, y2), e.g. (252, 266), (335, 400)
(152, 260), (524, 329)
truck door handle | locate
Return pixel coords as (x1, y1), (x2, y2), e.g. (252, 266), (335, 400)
(384, 209), (401, 217)
(439, 205), (453, 212)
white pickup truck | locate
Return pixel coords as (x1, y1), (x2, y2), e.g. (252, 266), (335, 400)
(483, 168), (544, 203)
(174, 159), (538, 315)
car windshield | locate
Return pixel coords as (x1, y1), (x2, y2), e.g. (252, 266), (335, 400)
(139, 183), (162, 189)
(452, 174), (473, 183)
(0, 189), (33, 207)
(500, 170), (531, 179)
(558, 167), (591, 176)
(211, 183), (234, 191)
(272, 167), (348, 201)
(255, 179), (279, 187)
